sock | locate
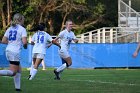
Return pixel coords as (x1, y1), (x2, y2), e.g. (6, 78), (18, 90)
(30, 68), (37, 80)
(58, 70), (64, 77)
(56, 63), (67, 72)
(0, 70), (14, 76)
(14, 73), (21, 89)
(30, 64), (34, 75)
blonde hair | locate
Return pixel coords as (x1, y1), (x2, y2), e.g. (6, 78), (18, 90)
(65, 20), (72, 26)
(11, 13), (24, 27)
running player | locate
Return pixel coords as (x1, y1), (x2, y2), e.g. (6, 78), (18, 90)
(52, 20), (78, 80)
(0, 13), (27, 91)
(28, 23), (53, 80)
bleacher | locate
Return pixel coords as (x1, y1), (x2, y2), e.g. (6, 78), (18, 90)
(77, 0), (140, 43)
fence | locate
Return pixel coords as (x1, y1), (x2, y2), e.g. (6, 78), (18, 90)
(77, 27), (140, 43)
(0, 43), (140, 68)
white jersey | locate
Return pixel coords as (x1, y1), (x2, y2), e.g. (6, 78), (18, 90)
(4, 24), (27, 53)
(32, 31), (52, 54)
(58, 29), (76, 51)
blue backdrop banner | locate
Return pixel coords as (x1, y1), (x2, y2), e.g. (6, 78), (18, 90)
(0, 43), (139, 68)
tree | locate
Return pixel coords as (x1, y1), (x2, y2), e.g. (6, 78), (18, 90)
(0, 0), (118, 38)
(0, 0), (12, 30)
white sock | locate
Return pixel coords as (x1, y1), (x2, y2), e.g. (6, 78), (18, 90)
(30, 68), (37, 80)
(0, 70), (14, 76)
(30, 65), (34, 75)
(14, 73), (21, 89)
(56, 63), (67, 72)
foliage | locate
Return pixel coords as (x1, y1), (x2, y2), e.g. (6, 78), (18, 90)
(74, 0), (86, 3)
(0, 0), (119, 39)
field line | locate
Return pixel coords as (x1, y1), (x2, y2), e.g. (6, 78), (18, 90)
(2, 76), (140, 86)
(69, 79), (140, 86)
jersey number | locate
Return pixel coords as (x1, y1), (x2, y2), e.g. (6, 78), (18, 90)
(9, 30), (17, 41)
(37, 35), (44, 43)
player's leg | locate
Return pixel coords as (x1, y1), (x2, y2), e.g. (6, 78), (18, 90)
(0, 62), (18, 76)
(29, 58), (42, 80)
(54, 51), (72, 80)
(0, 51), (17, 76)
(27, 60), (34, 70)
(28, 53), (36, 80)
(41, 60), (46, 70)
(0, 68), (15, 76)
(28, 59), (35, 79)
(13, 64), (21, 91)
(0, 47), (22, 91)
(54, 57), (72, 80)
(3, 61), (22, 91)
(55, 57), (71, 72)
(10, 52), (22, 91)
(58, 58), (66, 74)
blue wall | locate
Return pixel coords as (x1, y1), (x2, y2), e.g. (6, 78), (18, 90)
(0, 43), (140, 68)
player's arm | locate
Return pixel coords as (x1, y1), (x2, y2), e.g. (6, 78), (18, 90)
(133, 42), (140, 58)
(72, 34), (78, 43)
(135, 42), (140, 53)
(47, 42), (52, 48)
(31, 41), (35, 45)
(2, 36), (8, 44)
(46, 40), (52, 48)
(22, 29), (28, 49)
(22, 37), (28, 49)
(52, 37), (61, 49)
(31, 33), (36, 45)
(52, 31), (64, 49)
(46, 34), (53, 48)
(72, 38), (78, 43)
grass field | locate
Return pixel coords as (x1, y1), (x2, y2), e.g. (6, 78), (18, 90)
(0, 68), (140, 93)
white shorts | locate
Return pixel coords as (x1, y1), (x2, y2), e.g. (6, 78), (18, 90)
(6, 50), (20, 61)
(58, 49), (70, 58)
(32, 53), (45, 59)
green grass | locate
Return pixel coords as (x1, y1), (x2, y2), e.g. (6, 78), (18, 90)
(0, 68), (140, 93)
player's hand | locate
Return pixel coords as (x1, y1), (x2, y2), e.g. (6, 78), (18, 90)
(47, 43), (52, 48)
(132, 52), (138, 58)
(59, 46), (61, 49)
(23, 44), (27, 49)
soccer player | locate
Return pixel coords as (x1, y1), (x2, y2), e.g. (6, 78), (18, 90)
(0, 13), (27, 91)
(52, 20), (78, 80)
(28, 23), (53, 80)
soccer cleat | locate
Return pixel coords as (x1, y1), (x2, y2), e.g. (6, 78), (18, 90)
(28, 75), (31, 80)
(29, 78), (32, 80)
(42, 68), (46, 71)
(15, 89), (21, 91)
(54, 69), (60, 80)
(54, 77), (60, 80)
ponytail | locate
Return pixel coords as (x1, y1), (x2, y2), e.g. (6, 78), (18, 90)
(11, 13), (24, 27)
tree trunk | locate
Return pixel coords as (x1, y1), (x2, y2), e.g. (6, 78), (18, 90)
(48, 18), (54, 34)
(7, 0), (11, 25)
(1, 7), (6, 30)
(61, 12), (69, 31)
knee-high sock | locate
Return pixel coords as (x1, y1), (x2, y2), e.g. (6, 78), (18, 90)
(14, 73), (21, 89)
(56, 63), (67, 72)
(0, 70), (14, 76)
(30, 68), (37, 80)
(30, 64), (34, 75)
